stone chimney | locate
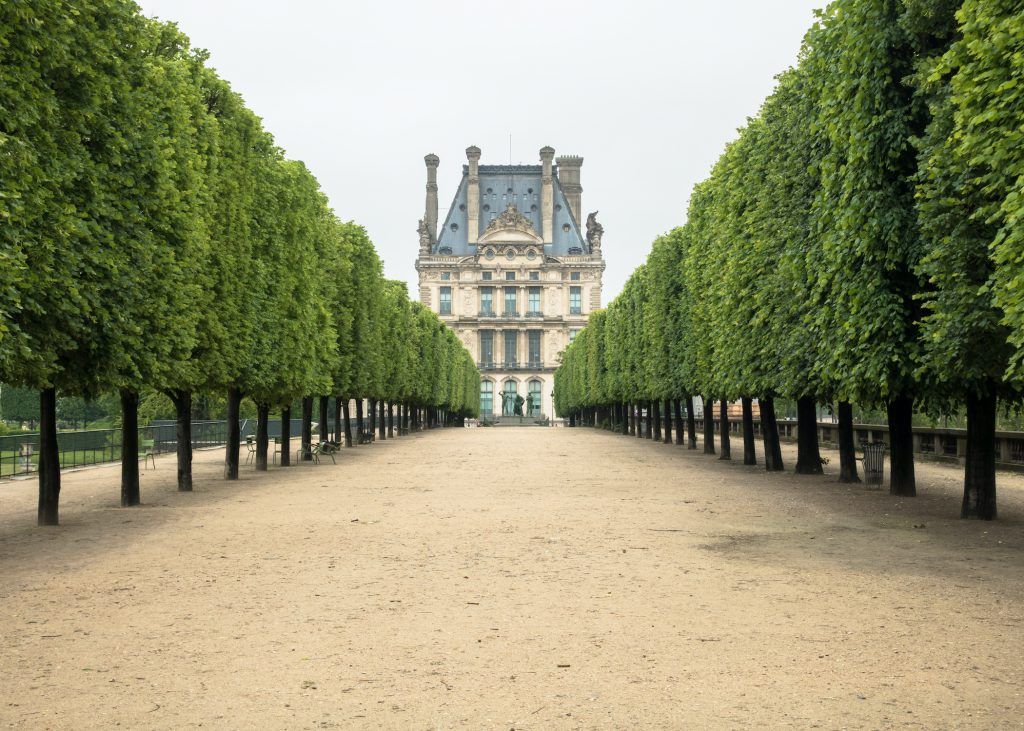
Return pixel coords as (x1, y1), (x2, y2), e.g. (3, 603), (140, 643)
(424, 154), (439, 243)
(540, 146), (555, 244)
(555, 155), (583, 224)
(466, 146), (482, 244)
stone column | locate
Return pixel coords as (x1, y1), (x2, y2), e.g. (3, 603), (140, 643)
(555, 155), (583, 224)
(424, 154), (439, 243)
(540, 146), (555, 244)
(466, 146), (481, 244)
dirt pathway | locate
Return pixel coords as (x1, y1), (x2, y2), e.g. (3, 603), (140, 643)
(1, 427), (1023, 729)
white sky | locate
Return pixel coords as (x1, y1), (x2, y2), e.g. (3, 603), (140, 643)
(135, 0), (823, 303)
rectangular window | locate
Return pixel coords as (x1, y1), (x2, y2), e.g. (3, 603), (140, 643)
(441, 271), (451, 280)
(569, 328), (580, 343)
(529, 271), (539, 281)
(527, 287), (541, 316)
(504, 330), (517, 366)
(480, 287), (493, 316)
(528, 330), (541, 366)
(482, 271), (492, 281)
(570, 286), (582, 314)
(505, 272), (516, 281)
(439, 286), (452, 315)
(480, 330), (493, 366)
(504, 287), (517, 315)
(570, 271), (581, 281)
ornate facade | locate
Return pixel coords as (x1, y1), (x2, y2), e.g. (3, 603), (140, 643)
(415, 146), (605, 419)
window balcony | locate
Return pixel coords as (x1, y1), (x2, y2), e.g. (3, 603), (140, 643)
(569, 307), (582, 315)
(478, 309), (496, 318)
(524, 310), (543, 318)
(501, 311), (520, 319)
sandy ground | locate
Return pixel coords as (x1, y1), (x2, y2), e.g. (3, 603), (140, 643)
(1, 427), (1023, 730)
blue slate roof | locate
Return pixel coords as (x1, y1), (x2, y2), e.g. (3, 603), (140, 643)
(435, 165), (586, 256)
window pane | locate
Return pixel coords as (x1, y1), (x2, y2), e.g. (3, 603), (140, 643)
(504, 287), (517, 314)
(504, 330), (517, 364)
(480, 330), (493, 365)
(528, 287), (541, 314)
(570, 286), (581, 314)
(440, 286), (452, 315)
(528, 330), (541, 365)
(481, 287), (493, 314)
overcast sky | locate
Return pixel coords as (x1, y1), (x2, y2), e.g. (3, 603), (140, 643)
(136, 0), (823, 303)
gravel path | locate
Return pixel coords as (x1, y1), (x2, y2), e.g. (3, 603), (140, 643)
(1, 427), (1023, 729)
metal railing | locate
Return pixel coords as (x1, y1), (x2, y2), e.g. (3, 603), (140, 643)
(0, 420), (239, 478)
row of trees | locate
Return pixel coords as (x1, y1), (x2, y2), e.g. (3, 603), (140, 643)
(555, 0), (1023, 520)
(0, 1), (478, 526)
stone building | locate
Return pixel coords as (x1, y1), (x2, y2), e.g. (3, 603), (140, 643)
(415, 146), (605, 420)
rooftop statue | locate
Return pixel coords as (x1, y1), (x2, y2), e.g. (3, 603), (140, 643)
(586, 211), (604, 252)
(417, 218), (430, 255)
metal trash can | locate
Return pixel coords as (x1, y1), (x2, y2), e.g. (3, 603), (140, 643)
(863, 443), (886, 487)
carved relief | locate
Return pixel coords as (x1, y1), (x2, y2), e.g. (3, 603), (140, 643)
(485, 203), (536, 236)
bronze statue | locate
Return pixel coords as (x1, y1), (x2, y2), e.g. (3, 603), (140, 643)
(513, 394), (525, 417)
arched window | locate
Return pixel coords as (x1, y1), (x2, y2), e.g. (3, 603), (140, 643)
(502, 380), (518, 416)
(480, 380), (493, 417)
(528, 380), (542, 417)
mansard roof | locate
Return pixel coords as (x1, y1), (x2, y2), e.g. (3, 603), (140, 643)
(434, 164), (586, 256)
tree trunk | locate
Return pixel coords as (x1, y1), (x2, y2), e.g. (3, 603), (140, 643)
(356, 399), (365, 442)
(319, 395), (329, 442)
(255, 403), (269, 471)
(368, 398), (377, 440)
(652, 400), (662, 441)
(334, 396), (343, 445)
(795, 396), (823, 474)
(761, 395), (784, 471)
(887, 395), (916, 497)
(686, 395), (697, 450)
(673, 400), (684, 445)
(343, 398), (353, 446)
(719, 399), (731, 461)
(741, 397), (756, 466)
(663, 399), (672, 444)
(121, 388), (141, 506)
(962, 389), (997, 520)
(301, 397), (313, 461)
(280, 407), (291, 466)
(702, 397), (715, 455)
(837, 400), (860, 483)
(645, 401), (653, 439)
(388, 402), (395, 438)
(37, 387), (61, 526)
(171, 389), (193, 491)
(379, 400), (387, 440)
(225, 387), (241, 479)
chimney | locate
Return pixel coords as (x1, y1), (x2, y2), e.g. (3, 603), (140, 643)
(540, 146), (555, 243)
(555, 155), (583, 224)
(466, 146), (482, 244)
(424, 154), (439, 243)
